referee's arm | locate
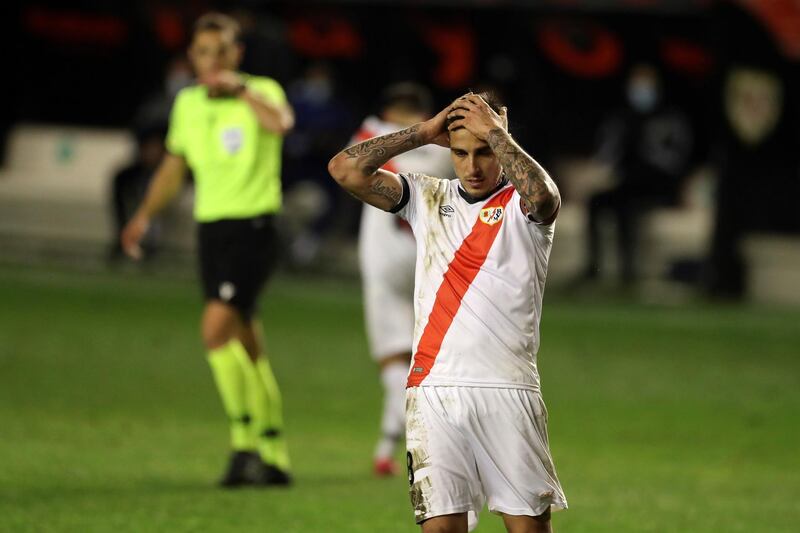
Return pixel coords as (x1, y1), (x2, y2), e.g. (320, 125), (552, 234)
(240, 89), (294, 135)
(121, 153), (187, 258)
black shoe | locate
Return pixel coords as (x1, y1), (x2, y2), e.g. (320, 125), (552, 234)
(218, 451), (262, 488)
(254, 463), (292, 487)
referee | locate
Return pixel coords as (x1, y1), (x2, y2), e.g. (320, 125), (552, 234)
(122, 12), (293, 487)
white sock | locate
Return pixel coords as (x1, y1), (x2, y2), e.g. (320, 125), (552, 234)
(374, 361), (408, 460)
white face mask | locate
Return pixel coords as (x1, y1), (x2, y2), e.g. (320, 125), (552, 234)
(627, 82), (659, 112)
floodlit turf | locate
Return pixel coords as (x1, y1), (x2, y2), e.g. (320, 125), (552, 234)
(1, 265), (798, 532)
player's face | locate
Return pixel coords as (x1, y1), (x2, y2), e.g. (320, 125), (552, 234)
(188, 30), (242, 78)
(449, 128), (503, 197)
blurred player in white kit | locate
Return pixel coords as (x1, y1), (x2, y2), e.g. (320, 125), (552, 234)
(354, 83), (453, 476)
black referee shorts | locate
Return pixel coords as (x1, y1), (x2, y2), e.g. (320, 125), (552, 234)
(198, 214), (279, 320)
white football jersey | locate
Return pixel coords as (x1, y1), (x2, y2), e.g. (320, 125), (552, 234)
(395, 173), (555, 391)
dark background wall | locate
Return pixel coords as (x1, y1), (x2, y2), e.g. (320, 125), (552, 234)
(12, 1), (798, 160)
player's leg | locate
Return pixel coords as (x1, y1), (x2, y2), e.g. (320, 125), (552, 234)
(374, 352), (411, 475)
(407, 388), (484, 530)
(218, 214), (290, 485)
(421, 513), (469, 533)
(469, 389), (566, 529)
(500, 509), (552, 533)
(615, 192), (637, 284)
(202, 299), (261, 486)
(236, 318), (291, 484)
(584, 189), (614, 279)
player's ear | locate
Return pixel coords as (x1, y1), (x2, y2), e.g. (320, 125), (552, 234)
(500, 107), (508, 130)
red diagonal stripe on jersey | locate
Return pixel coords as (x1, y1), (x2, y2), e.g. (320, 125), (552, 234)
(407, 186), (515, 387)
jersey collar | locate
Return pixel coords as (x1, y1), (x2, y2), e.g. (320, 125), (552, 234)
(457, 176), (510, 204)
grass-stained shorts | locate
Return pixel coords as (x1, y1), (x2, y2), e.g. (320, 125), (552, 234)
(406, 386), (567, 528)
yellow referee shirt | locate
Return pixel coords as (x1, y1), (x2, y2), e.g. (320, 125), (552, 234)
(166, 75), (286, 222)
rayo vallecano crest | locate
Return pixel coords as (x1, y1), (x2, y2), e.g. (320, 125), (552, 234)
(479, 206), (504, 225)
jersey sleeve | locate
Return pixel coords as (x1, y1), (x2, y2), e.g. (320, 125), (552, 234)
(391, 172), (416, 223)
(246, 76), (288, 107)
(511, 190), (556, 242)
(391, 172), (445, 233)
(165, 90), (188, 156)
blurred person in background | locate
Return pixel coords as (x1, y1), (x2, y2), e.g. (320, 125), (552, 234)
(582, 63), (696, 284)
(108, 123), (167, 262)
(122, 12), (294, 487)
(708, 65), (798, 298)
(283, 62), (356, 264)
(329, 92), (567, 532)
(352, 83), (452, 477)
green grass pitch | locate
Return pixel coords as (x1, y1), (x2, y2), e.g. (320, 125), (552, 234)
(0, 265), (798, 532)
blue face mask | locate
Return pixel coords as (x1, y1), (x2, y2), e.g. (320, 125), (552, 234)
(627, 82), (658, 112)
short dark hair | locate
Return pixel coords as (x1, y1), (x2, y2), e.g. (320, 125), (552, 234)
(380, 82), (434, 115)
(446, 91), (504, 131)
(193, 12), (241, 42)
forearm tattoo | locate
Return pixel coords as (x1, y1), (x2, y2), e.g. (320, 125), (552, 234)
(487, 128), (559, 220)
(344, 124), (423, 176)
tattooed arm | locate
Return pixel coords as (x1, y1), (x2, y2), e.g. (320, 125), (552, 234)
(447, 95), (560, 224)
(487, 128), (560, 224)
(328, 107), (450, 211)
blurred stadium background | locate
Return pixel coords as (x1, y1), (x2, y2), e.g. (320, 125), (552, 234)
(2, 0), (799, 531)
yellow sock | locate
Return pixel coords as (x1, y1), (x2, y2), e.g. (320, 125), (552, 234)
(230, 341), (291, 471)
(207, 341), (256, 450)
(256, 357), (291, 471)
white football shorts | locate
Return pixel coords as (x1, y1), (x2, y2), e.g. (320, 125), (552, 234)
(406, 386), (567, 527)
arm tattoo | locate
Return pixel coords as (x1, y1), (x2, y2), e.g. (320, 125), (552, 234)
(344, 124), (423, 176)
(487, 128), (559, 221)
(369, 178), (401, 204)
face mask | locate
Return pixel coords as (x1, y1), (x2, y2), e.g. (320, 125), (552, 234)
(627, 82), (658, 112)
(303, 79), (332, 104)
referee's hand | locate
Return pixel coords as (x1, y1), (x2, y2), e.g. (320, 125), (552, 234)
(121, 213), (149, 260)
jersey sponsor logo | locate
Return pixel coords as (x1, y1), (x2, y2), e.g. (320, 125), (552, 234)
(479, 206), (505, 225)
(221, 127), (244, 154)
(439, 205), (454, 217)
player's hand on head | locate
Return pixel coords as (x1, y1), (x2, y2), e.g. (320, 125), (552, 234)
(421, 105), (452, 148)
(447, 94), (505, 140)
(121, 213), (149, 261)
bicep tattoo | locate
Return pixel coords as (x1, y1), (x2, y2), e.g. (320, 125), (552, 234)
(369, 177), (402, 205)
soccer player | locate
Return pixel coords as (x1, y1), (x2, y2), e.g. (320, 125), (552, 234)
(328, 93), (567, 532)
(122, 13), (293, 487)
(352, 83), (452, 476)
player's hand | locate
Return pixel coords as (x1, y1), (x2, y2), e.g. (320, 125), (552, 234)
(447, 94), (507, 141)
(200, 70), (245, 97)
(121, 213), (150, 260)
(420, 105), (452, 148)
